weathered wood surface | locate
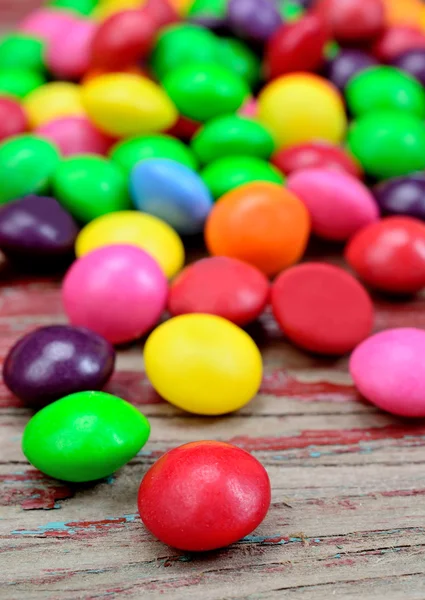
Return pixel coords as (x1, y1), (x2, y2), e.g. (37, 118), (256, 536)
(1, 259), (425, 599)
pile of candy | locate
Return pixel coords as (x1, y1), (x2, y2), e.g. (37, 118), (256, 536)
(2, 0), (425, 552)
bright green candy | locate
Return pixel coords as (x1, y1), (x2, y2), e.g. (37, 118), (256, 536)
(192, 115), (276, 165)
(22, 391), (150, 483)
(347, 110), (425, 180)
(278, 0), (305, 21)
(201, 155), (284, 200)
(0, 34), (45, 71)
(217, 38), (261, 88)
(110, 134), (197, 175)
(188, 0), (227, 17)
(53, 156), (131, 223)
(49, 0), (98, 15)
(0, 68), (45, 98)
(0, 135), (60, 205)
(346, 66), (425, 118)
(163, 63), (249, 123)
(151, 24), (219, 81)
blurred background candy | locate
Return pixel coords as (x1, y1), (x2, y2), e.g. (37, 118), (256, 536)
(324, 49), (379, 92)
(373, 174), (425, 220)
(0, 195), (78, 268)
(36, 116), (114, 156)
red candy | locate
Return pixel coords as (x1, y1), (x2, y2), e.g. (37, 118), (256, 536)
(345, 216), (425, 295)
(0, 97), (27, 141)
(272, 141), (363, 179)
(168, 256), (270, 326)
(90, 10), (157, 70)
(315, 0), (385, 43)
(372, 26), (425, 62)
(143, 0), (179, 28)
(138, 441), (271, 552)
(271, 263), (374, 355)
(264, 14), (328, 80)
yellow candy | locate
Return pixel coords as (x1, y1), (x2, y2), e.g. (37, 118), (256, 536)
(76, 211), (185, 279)
(257, 73), (347, 150)
(144, 314), (263, 415)
(94, 0), (147, 21)
(24, 82), (85, 129)
(81, 74), (178, 137)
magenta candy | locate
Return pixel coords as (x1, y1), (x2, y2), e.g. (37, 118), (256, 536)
(62, 244), (168, 345)
(239, 97), (257, 117)
(0, 96), (27, 141)
(19, 8), (79, 47)
(350, 328), (425, 417)
(287, 168), (379, 241)
(47, 18), (97, 80)
(36, 117), (114, 157)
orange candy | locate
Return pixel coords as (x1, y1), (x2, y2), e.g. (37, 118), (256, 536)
(205, 182), (310, 277)
(382, 0), (424, 27)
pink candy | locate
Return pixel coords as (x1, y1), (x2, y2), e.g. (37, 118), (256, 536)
(19, 8), (78, 47)
(239, 98), (258, 118)
(287, 168), (379, 241)
(350, 328), (425, 417)
(47, 18), (97, 80)
(62, 245), (168, 345)
(36, 117), (114, 157)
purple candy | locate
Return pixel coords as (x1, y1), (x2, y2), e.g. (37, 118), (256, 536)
(392, 49), (425, 87)
(324, 49), (379, 91)
(0, 195), (78, 266)
(227, 0), (282, 43)
(373, 174), (425, 221)
(3, 325), (116, 407)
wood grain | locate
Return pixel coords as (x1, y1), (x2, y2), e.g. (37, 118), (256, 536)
(1, 266), (425, 599)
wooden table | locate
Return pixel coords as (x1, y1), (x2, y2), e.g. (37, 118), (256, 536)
(1, 253), (425, 599)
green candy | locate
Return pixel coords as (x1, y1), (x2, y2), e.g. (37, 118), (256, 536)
(0, 135), (60, 205)
(49, 0), (98, 15)
(192, 115), (276, 165)
(347, 110), (425, 180)
(0, 34), (45, 71)
(201, 155), (284, 200)
(217, 38), (261, 88)
(278, 0), (305, 21)
(22, 391), (151, 483)
(0, 68), (45, 98)
(188, 0), (227, 18)
(110, 134), (197, 175)
(53, 156), (131, 223)
(163, 63), (249, 123)
(151, 24), (219, 81)
(346, 66), (425, 118)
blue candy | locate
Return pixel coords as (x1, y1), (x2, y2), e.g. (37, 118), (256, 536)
(130, 159), (213, 234)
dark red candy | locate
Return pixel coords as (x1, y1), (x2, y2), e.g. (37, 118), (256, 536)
(373, 175), (425, 220)
(324, 49), (379, 91)
(166, 114), (200, 141)
(90, 10), (157, 70)
(272, 141), (363, 179)
(0, 96), (27, 141)
(3, 325), (115, 407)
(264, 14), (328, 80)
(0, 195), (78, 268)
(372, 26), (425, 63)
(226, 0), (282, 43)
(168, 256), (270, 326)
(391, 49), (425, 87)
(315, 0), (385, 44)
(271, 262), (374, 355)
(345, 217), (425, 294)
(138, 441), (271, 552)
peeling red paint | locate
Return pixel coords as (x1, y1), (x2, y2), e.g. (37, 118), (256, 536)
(0, 470), (74, 510)
(228, 424), (425, 452)
(260, 370), (357, 401)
